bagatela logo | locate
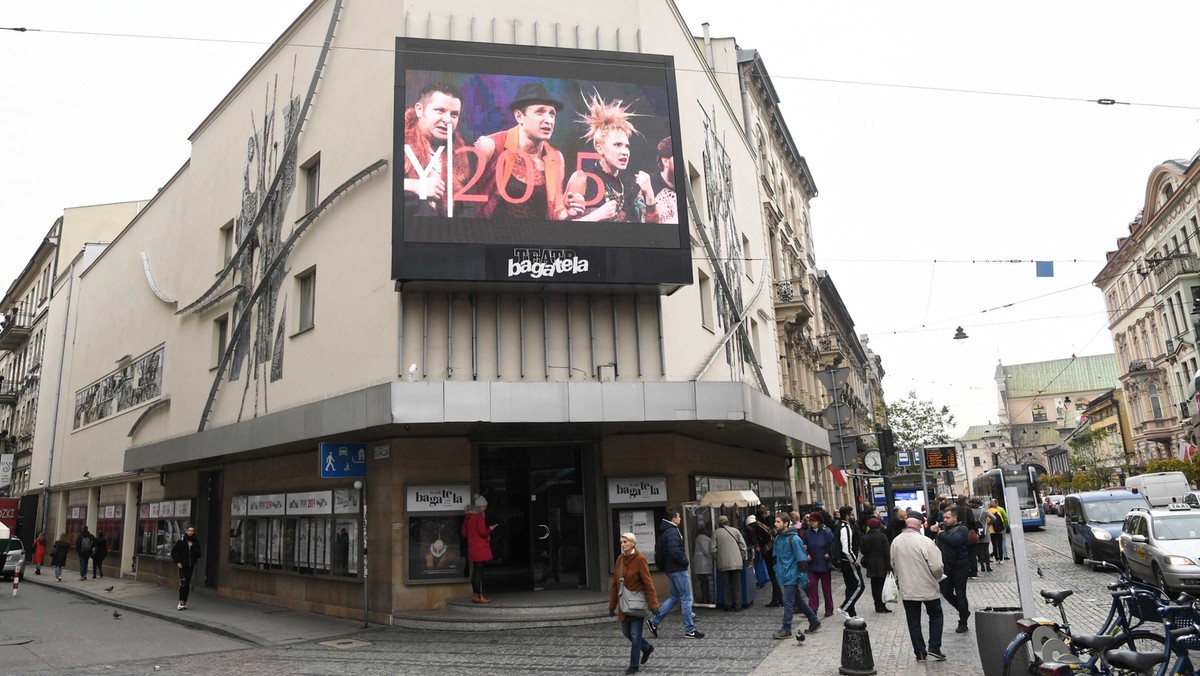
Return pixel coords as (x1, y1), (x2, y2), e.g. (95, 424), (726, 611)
(506, 248), (590, 279)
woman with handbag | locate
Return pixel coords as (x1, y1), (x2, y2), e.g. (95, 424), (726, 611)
(859, 517), (893, 613)
(609, 532), (659, 675)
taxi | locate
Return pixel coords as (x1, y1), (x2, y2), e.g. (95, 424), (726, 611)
(1119, 503), (1200, 597)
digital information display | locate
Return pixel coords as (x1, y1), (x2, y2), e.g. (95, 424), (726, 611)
(923, 446), (959, 470)
(393, 38), (691, 290)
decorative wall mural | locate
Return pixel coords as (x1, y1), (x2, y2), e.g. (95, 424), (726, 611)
(74, 347), (164, 429)
(700, 107), (744, 366)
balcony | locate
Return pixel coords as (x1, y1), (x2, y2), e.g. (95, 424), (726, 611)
(0, 382), (19, 407)
(0, 307), (34, 352)
(1127, 359), (1156, 374)
(1152, 252), (1200, 287)
(773, 279), (813, 325)
(817, 333), (842, 359)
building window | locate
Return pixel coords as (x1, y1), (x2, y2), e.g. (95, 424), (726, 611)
(698, 269), (714, 330)
(213, 314), (229, 367)
(297, 268), (317, 332)
(219, 219), (235, 268)
(1149, 383), (1163, 419)
(229, 493), (360, 579)
(303, 154), (321, 213)
(973, 456), (981, 467)
(748, 317), (760, 363)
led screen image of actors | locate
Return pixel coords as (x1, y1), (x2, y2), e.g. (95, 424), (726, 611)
(400, 72), (680, 227)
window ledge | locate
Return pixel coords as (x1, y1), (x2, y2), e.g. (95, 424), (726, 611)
(290, 325), (315, 339)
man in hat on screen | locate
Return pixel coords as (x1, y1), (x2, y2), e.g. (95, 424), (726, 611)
(475, 81), (584, 221)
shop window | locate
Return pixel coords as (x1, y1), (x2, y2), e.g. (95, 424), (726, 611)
(229, 491), (361, 579)
(136, 499), (193, 559)
(65, 506), (87, 542)
(96, 504), (125, 556)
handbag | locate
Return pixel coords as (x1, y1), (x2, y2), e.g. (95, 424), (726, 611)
(754, 551), (770, 587)
(618, 558), (650, 618)
(882, 572), (898, 603)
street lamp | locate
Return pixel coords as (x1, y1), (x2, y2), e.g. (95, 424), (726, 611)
(354, 479), (367, 627)
(953, 326), (968, 341)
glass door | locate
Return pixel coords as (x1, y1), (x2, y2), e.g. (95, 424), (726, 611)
(478, 444), (587, 592)
(528, 446), (586, 591)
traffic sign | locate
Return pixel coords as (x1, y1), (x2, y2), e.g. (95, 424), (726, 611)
(319, 442), (368, 479)
(824, 401), (852, 428)
(897, 451), (910, 467)
(912, 450), (923, 467)
(815, 367), (851, 392)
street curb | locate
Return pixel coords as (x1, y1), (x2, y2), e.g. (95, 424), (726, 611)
(23, 576), (273, 648)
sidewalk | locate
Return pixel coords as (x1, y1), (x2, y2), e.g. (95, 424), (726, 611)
(752, 561), (1022, 676)
(22, 572), (364, 647)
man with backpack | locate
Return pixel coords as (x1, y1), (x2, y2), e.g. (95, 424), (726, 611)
(772, 512), (820, 639)
(969, 499), (993, 574)
(646, 509), (705, 639)
(75, 526), (95, 580)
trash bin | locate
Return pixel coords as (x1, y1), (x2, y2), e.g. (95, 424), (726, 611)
(975, 607), (1024, 676)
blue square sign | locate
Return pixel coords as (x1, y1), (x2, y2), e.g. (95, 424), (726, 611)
(319, 442), (368, 479)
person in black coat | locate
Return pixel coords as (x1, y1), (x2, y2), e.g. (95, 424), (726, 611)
(170, 524), (202, 610)
(884, 508), (908, 543)
(90, 532), (108, 578)
(859, 518), (893, 613)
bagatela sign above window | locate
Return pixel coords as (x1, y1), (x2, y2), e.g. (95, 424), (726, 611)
(406, 484), (471, 513)
(607, 476), (667, 504)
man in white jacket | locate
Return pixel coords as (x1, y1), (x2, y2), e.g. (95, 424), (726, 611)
(890, 517), (946, 663)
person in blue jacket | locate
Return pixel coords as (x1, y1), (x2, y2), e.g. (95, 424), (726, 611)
(772, 513), (821, 639)
(803, 512), (836, 616)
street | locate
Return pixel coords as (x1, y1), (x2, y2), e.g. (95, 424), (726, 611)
(0, 517), (1150, 675)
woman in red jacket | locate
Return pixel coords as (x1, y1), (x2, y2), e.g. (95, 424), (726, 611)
(461, 494), (496, 603)
(609, 532), (660, 675)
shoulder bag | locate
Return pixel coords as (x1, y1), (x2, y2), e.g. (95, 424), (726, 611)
(618, 558), (650, 618)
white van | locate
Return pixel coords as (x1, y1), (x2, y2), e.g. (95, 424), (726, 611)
(1125, 471), (1192, 507)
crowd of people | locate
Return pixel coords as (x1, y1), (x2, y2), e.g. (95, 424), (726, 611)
(606, 494), (1013, 672)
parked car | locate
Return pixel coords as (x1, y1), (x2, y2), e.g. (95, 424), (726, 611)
(1045, 494), (1065, 516)
(1064, 490), (1150, 565)
(1119, 503), (1200, 597)
(0, 535), (25, 581)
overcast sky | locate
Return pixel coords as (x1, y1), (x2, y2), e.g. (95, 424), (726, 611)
(3, 1), (1198, 436)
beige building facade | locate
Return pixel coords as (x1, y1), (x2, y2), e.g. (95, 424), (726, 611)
(22, 0), (857, 622)
(1096, 151), (1200, 467)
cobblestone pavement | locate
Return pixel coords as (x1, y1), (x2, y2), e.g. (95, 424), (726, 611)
(29, 517), (1149, 675)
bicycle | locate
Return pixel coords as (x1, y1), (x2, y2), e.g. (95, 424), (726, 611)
(1001, 560), (1169, 676)
(1039, 609), (1200, 676)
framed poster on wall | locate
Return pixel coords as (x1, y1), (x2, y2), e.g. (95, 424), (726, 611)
(404, 484), (470, 585)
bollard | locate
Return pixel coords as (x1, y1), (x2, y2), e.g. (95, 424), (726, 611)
(838, 617), (876, 675)
(11, 568), (19, 596)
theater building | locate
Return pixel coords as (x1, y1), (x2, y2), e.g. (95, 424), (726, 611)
(31, 0), (829, 621)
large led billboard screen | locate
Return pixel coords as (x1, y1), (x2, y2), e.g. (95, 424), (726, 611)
(393, 38), (691, 290)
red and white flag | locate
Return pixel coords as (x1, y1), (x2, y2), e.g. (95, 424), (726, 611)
(1180, 442), (1196, 462)
(827, 463), (847, 487)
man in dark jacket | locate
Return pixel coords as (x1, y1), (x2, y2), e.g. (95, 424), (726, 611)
(75, 526), (95, 581)
(885, 507), (908, 542)
(746, 514), (782, 607)
(170, 524), (202, 611)
(931, 508), (971, 633)
(836, 506), (865, 617)
(646, 509), (704, 639)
